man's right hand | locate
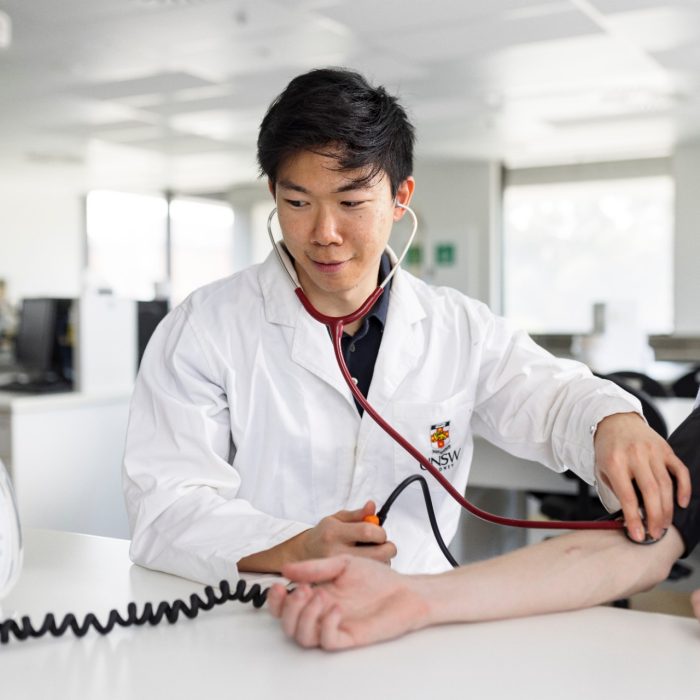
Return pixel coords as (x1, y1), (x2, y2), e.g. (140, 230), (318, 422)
(237, 500), (396, 573)
(296, 501), (396, 563)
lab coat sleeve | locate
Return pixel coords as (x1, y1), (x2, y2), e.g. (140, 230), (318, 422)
(468, 302), (642, 509)
(122, 305), (311, 586)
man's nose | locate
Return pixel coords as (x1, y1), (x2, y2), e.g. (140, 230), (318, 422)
(311, 206), (342, 245)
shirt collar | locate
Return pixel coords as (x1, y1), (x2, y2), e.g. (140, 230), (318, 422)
(368, 252), (392, 328)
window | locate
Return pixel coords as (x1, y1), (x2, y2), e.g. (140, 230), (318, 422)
(169, 197), (235, 306)
(503, 175), (673, 334)
(86, 191), (235, 306)
(86, 190), (168, 300)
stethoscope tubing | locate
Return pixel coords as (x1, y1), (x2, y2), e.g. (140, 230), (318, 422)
(270, 204), (624, 532)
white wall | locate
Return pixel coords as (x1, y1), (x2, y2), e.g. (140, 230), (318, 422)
(413, 159), (502, 308)
(672, 142), (700, 334)
(0, 161), (84, 304)
(226, 182), (270, 271)
(224, 160), (503, 308)
(1, 151), (699, 334)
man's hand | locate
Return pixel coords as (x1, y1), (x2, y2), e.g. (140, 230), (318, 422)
(594, 412), (691, 542)
(267, 555), (429, 649)
(238, 501), (396, 573)
(294, 501), (396, 563)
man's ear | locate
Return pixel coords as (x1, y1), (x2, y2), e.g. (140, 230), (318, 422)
(393, 177), (415, 221)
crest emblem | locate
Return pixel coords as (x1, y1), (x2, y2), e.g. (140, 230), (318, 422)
(430, 422), (450, 453)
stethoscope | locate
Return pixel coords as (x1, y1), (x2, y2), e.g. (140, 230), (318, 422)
(267, 203), (626, 535)
(0, 204), (641, 646)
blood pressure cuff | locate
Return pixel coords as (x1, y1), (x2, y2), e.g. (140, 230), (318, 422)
(668, 406), (700, 558)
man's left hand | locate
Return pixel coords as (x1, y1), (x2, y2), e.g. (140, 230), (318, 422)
(594, 412), (691, 542)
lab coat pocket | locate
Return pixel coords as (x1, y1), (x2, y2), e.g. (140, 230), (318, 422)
(391, 389), (474, 494)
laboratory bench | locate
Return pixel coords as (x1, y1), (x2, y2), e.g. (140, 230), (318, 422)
(0, 529), (698, 700)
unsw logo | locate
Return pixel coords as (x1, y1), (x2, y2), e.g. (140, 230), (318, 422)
(423, 421), (461, 472)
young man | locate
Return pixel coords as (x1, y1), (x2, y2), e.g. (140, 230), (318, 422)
(268, 404), (700, 649)
(122, 68), (690, 585)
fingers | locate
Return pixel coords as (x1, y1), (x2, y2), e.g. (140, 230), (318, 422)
(282, 555), (348, 585)
(352, 540), (397, 564)
(634, 469), (666, 539)
(334, 500), (376, 524)
(613, 474), (646, 542)
(348, 519), (389, 545)
(594, 416), (693, 541)
(600, 439), (690, 542)
(319, 605), (353, 650)
(278, 586), (337, 649)
(267, 583), (287, 617)
(638, 450), (688, 538)
(279, 584), (314, 640)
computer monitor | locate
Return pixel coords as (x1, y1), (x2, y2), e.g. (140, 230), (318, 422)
(137, 299), (169, 367)
(14, 298), (73, 383)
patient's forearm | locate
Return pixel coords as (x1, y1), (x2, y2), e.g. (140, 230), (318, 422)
(418, 528), (684, 627)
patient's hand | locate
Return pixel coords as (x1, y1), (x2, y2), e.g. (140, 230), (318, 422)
(266, 555), (431, 650)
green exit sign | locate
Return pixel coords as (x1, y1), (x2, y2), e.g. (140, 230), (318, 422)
(435, 243), (455, 266)
(406, 245), (422, 266)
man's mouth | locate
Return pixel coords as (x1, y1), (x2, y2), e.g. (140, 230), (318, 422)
(311, 259), (347, 273)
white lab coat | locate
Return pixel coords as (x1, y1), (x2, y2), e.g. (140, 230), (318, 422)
(123, 248), (641, 585)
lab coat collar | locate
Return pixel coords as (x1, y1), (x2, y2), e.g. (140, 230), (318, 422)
(258, 243), (301, 327)
(257, 244), (427, 408)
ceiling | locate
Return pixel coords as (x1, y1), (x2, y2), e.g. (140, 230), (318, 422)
(1, 0), (699, 192)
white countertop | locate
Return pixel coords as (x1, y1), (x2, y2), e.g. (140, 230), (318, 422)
(0, 529), (698, 700)
(0, 389), (133, 412)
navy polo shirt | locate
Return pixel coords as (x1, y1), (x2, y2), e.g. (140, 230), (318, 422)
(340, 253), (392, 415)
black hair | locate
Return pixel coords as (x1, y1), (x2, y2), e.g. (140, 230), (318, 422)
(257, 68), (415, 197)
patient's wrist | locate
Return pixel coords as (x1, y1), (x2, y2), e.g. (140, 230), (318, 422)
(407, 573), (457, 629)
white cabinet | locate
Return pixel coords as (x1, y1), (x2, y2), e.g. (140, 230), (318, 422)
(0, 391), (132, 538)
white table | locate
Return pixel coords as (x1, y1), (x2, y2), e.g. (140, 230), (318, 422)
(0, 530), (698, 700)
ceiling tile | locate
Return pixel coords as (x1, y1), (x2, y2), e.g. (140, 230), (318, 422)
(70, 71), (217, 100)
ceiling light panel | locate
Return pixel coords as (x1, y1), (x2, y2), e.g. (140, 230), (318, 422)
(70, 72), (216, 101)
(364, 8), (601, 63)
(319, 0), (556, 34)
(604, 6), (700, 52)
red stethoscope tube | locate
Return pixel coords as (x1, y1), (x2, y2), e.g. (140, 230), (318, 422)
(295, 285), (624, 532)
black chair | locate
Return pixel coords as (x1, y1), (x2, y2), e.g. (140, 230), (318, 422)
(606, 370), (671, 398)
(671, 365), (700, 399)
(597, 373), (668, 439)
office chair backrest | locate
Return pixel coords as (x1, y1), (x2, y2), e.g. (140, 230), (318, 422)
(595, 373), (668, 439)
(607, 370), (671, 398)
(671, 366), (700, 399)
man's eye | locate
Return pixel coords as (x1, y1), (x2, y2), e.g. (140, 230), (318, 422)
(342, 200), (365, 208)
(286, 200), (307, 208)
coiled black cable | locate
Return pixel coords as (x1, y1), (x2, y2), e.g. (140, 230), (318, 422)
(0, 578), (268, 644)
(1, 475), (457, 644)
(376, 474), (459, 568)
